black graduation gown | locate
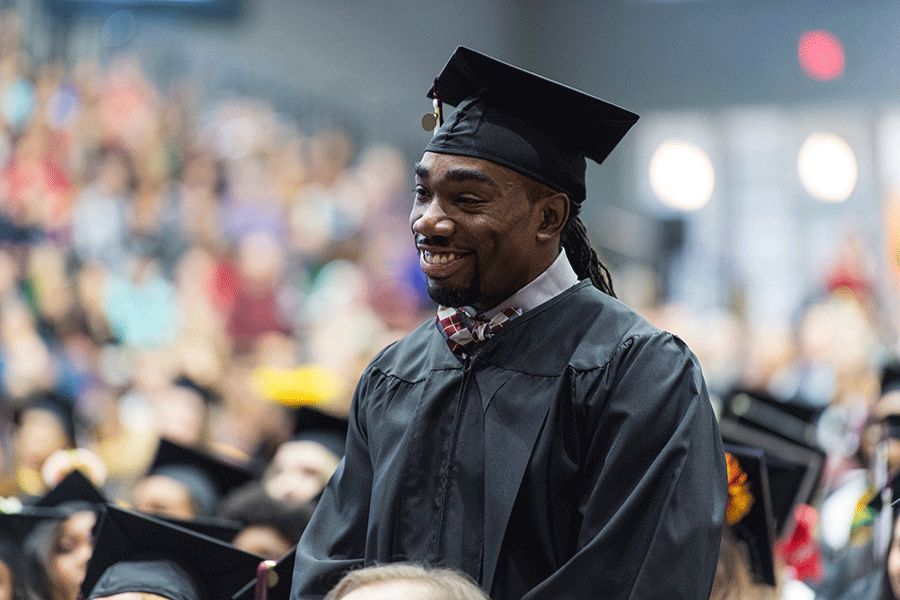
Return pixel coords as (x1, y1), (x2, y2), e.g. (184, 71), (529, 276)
(291, 281), (727, 600)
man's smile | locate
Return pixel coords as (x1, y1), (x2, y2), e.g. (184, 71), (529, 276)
(418, 248), (473, 277)
(422, 250), (462, 265)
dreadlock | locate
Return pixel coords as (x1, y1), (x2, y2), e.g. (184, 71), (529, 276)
(561, 215), (616, 298)
(527, 178), (616, 297)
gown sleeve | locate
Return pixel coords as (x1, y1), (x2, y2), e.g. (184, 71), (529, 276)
(521, 332), (728, 600)
(290, 372), (374, 600)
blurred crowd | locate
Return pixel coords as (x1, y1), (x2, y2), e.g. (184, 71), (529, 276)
(0, 5), (894, 600)
(0, 9), (432, 494)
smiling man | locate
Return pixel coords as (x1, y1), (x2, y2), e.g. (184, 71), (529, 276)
(291, 46), (727, 600)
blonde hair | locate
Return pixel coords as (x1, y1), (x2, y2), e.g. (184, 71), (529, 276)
(710, 528), (779, 600)
(325, 563), (490, 600)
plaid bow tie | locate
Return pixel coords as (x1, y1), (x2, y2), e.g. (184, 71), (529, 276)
(436, 306), (523, 355)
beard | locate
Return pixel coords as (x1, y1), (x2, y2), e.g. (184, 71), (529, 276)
(425, 263), (481, 308)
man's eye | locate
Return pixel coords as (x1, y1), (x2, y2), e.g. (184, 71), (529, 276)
(413, 186), (429, 200)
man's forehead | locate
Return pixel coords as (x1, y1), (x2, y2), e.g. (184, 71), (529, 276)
(415, 152), (529, 188)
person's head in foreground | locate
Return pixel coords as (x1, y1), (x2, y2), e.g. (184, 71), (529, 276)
(325, 564), (490, 600)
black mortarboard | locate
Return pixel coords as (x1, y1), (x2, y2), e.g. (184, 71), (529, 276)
(724, 444), (777, 587)
(158, 514), (244, 543)
(424, 46), (639, 205)
(81, 505), (264, 600)
(231, 547), (296, 600)
(292, 407), (348, 458)
(0, 507), (64, 576)
(33, 468), (107, 509)
(147, 439), (256, 516)
(721, 388), (823, 450)
(720, 418), (825, 538)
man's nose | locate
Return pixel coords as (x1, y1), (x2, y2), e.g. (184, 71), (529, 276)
(411, 199), (453, 237)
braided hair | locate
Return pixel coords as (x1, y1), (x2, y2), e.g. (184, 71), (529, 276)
(528, 180), (615, 297)
(561, 215), (616, 298)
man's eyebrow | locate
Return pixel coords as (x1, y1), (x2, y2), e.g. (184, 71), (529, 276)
(445, 168), (498, 188)
(414, 163), (499, 188)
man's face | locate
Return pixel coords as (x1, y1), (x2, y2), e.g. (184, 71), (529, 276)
(411, 152), (545, 310)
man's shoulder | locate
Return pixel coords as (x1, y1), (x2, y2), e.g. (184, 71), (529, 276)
(519, 283), (667, 356)
(362, 317), (442, 382)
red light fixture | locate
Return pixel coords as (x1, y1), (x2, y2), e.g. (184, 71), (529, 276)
(798, 30), (845, 81)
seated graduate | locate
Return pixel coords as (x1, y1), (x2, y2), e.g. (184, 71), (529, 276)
(0, 506), (69, 600)
(719, 387), (827, 595)
(830, 470), (900, 600)
(324, 564), (490, 600)
(23, 470), (107, 600)
(263, 431), (343, 509)
(80, 504), (264, 600)
(713, 446), (779, 600)
(130, 438), (256, 520)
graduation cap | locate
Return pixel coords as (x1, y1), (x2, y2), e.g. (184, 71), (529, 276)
(0, 506), (65, 578)
(145, 439), (256, 516)
(292, 407), (348, 459)
(158, 514), (243, 543)
(720, 418), (824, 538)
(423, 46), (639, 205)
(33, 468), (107, 509)
(81, 505), (264, 600)
(231, 547), (296, 600)
(720, 388), (823, 450)
(724, 445), (777, 587)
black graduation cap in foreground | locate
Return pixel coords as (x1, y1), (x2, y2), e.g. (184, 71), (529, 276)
(724, 444), (777, 587)
(720, 388), (823, 450)
(720, 417), (825, 538)
(33, 468), (107, 509)
(231, 547), (296, 600)
(81, 505), (264, 600)
(424, 46), (639, 205)
(158, 514), (243, 543)
(0, 507), (65, 576)
(147, 439), (257, 516)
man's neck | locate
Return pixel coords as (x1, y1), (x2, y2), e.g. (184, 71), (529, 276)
(466, 250), (578, 319)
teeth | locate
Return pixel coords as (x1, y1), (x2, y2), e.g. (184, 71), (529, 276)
(423, 251), (459, 265)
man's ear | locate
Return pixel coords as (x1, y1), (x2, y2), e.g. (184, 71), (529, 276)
(536, 192), (569, 243)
